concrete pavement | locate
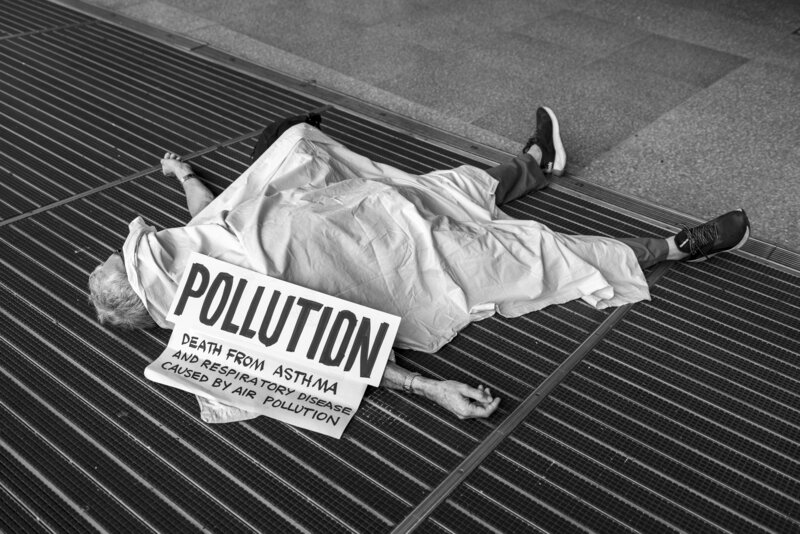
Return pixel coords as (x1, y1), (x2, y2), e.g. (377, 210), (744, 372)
(75, 0), (800, 251)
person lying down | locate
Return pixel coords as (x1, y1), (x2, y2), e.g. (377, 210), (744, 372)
(88, 109), (750, 423)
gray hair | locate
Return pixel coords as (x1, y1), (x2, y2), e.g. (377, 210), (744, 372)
(88, 264), (155, 329)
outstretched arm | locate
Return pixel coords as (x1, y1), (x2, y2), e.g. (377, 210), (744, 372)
(161, 152), (214, 217)
(381, 358), (500, 419)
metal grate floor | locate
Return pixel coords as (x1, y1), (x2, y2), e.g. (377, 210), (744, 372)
(1, 1), (798, 532)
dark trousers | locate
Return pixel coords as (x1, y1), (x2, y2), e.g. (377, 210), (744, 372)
(486, 154), (668, 269)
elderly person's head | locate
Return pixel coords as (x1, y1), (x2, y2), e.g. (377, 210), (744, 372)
(88, 251), (155, 329)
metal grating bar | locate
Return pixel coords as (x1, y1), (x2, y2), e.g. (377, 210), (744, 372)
(396, 262), (671, 532)
(426, 253), (800, 533)
(0, 367), (194, 533)
(0, 0), (89, 37)
(0, 482), (54, 534)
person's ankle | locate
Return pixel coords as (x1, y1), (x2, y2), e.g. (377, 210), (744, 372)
(527, 144), (543, 165)
(666, 236), (689, 261)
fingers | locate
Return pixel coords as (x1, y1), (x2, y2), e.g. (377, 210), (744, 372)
(461, 396), (501, 419)
(440, 382), (500, 419)
(453, 394), (500, 419)
(458, 383), (494, 403)
(161, 152), (182, 170)
(429, 380), (501, 419)
(161, 152), (194, 181)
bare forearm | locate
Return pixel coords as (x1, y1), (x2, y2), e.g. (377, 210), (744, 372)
(380, 360), (438, 400)
(181, 176), (214, 217)
(161, 152), (215, 217)
(380, 358), (500, 419)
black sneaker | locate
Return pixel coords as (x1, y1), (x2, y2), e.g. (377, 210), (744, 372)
(675, 209), (750, 262)
(522, 106), (566, 176)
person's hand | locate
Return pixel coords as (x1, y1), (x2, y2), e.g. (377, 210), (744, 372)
(161, 152), (193, 182)
(427, 381), (500, 419)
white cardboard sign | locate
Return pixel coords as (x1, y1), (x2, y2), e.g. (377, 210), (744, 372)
(145, 253), (400, 438)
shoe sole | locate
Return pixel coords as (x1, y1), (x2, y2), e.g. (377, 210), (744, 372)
(542, 106), (566, 176)
(687, 216), (750, 263)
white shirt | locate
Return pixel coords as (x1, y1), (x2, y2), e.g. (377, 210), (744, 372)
(124, 123), (650, 422)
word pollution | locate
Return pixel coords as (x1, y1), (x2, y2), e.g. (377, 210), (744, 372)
(148, 253), (398, 437)
(172, 261), (393, 380)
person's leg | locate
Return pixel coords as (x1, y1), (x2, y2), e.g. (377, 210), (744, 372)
(522, 106), (566, 177)
(486, 153), (550, 205)
(617, 237), (670, 269)
(618, 209), (751, 269)
(487, 106), (567, 205)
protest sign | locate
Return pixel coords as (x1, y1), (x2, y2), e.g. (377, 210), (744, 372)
(145, 253), (400, 438)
